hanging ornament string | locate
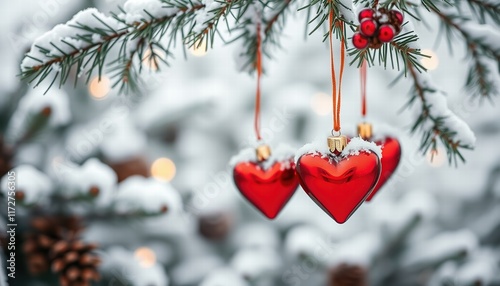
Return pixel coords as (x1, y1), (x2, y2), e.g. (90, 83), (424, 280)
(328, 8), (346, 133)
(254, 23), (263, 141)
(360, 60), (367, 118)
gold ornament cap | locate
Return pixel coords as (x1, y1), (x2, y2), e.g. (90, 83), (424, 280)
(327, 135), (348, 153)
(256, 144), (272, 162)
(357, 122), (373, 140)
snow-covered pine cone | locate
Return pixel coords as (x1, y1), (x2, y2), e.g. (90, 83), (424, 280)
(51, 240), (101, 286)
(328, 264), (368, 286)
(23, 216), (82, 274)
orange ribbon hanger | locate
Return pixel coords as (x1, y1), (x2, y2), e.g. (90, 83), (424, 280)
(360, 59), (367, 118)
(328, 8), (346, 134)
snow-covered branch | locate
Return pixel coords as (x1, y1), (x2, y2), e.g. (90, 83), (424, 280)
(407, 62), (476, 164)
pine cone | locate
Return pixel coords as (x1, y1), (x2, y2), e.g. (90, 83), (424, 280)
(0, 136), (13, 177)
(328, 264), (368, 286)
(107, 156), (150, 182)
(23, 216), (82, 274)
(51, 240), (101, 286)
(198, 212), (233, 241)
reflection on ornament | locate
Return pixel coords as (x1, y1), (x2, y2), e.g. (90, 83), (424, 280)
(134, 247), (156, 268)
(151, 158), (176, 182)
(89, 76), (110, 100)
(420, 49), (439, 71)
(233, 159), (299, 219)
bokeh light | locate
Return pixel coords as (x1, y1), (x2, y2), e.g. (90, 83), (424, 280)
(190, 40), (208, 57)
(420, 49), (439, 71)
(151, 158), (176, 182)
(310, 92), (331, 116)
(427, 148), (446, 168)
(89, 76), (111, 100)
(134, 247), (156, 268)
(143, 48), (166, 71)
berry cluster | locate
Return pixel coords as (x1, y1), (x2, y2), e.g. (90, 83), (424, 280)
(352, 8), (404, 50)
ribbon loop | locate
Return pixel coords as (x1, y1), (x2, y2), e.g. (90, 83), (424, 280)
(361, 60), (367, 118)
(328, 10), (346, 132)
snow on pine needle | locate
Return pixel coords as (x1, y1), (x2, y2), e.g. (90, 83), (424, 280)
(1, 165), (53, 206)
(17, 0), (500, 165)
(57, 158), (117, 206)
(20, 0), (245, 93)
(5, 85), (71, 145)
(113, 176), (182, 216)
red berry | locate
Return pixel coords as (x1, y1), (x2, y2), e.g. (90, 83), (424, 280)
(360, 19), (378, 37)
(378, 25), (395, 43)
(352, 33), (369, 49)
(358, 8), (374, 22)
(391, 10), (404, 25)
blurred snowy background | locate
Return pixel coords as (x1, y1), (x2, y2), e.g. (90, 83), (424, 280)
(1, 0), (500, 286)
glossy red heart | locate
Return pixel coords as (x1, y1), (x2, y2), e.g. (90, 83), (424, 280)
(366, 137), (401, 201)
(233, 159), (299, 219)
(297, 152), (381, 223)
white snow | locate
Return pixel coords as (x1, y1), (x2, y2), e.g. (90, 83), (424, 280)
(231, 247), (282, 279)
(402, 229), (478, 268)
(192, 0), (224, 34)
(413, 72), (476, 147)
(21, 8), (126, 70)
(101, 247), (169, 286)
(338, 0), (356, 23)
(6, 86), (71, 144)
(428, 261), (458, 286)
(456, 248), (498, 285)
(171, 255), (223, 285)
(284, 225), (326, 260)
(100, 121), (147, 162)
(57, 158), (117, 206)
(440, 6), (500, 54)
(341, 136), (382, 157)
(402, 21), (476, 148)
(233, 3), (262, 73)
(200, 268), (249, 286)
(295, 136), (382, 162)
(121, 0), (179, 25)
(113, 176), (182, 215)
(229, 144), (296, 171)
(326, 232), (382, 266)
(429, 248), (499, 286)
(232, 223), (280, 250)
(477, 55), (500, 97)
(1, 165), (53, 206)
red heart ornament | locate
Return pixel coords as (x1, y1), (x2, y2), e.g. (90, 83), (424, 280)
(366, 137), (402, 201)
(297, 152), (381, 223)
(233, 159), (299, 219)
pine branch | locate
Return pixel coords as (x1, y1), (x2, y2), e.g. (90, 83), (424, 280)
(406, 61), (474, 165)
(233, 0), (294, 73)
(186, 0), (249, 49)
(20, 4), (209, 93)
(464, 0), (500, 25)
(431, 5), (500, 100)
(348, 31), (426, 72)
(264, 0), (292, 36)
